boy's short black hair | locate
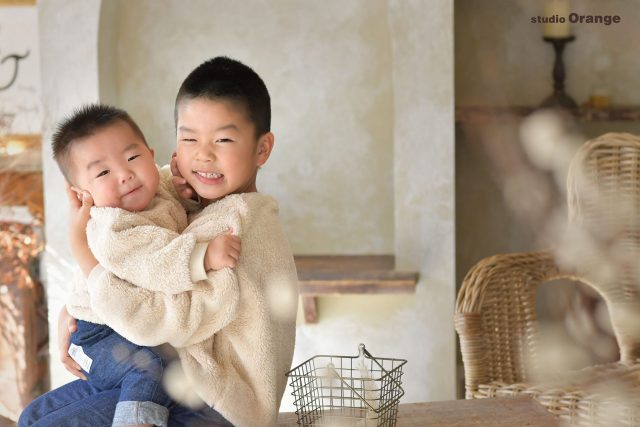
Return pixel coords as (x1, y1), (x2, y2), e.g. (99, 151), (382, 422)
(52, 104), (147, 181)
(175, 56), (271, 138)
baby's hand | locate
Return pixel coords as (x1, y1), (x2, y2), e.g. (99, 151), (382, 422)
(67, 185), (93, 254)
(204, 229), (241, 271)
(67, 185), (98, 277)
(171, 152), (196, 200)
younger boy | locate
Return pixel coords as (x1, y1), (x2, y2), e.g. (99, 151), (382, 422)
(20, 104), (240, 427)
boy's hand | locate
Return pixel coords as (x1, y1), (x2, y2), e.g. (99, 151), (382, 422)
(57, 306), (86, 380)
(171, 152), (196, 200)
(204, 229), (241, 271)
(67, 185), (98, 277)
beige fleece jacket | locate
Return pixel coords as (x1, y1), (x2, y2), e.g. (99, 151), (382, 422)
(66, 166), (210, 324)
(77, 192), (298, 427)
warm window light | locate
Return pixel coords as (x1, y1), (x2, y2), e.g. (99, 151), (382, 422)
(4, 139), (26, 156)
(0, 134), (42, 171)
(0, 135), (38, 157)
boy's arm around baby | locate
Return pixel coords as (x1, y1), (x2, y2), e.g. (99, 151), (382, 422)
(86, 196), (209, 295)
(83, 192), (247, 348)
(86, 264), (240, 347)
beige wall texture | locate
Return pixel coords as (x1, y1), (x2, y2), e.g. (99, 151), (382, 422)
(456, 0), (640, 107)
(39, 0), (455, 411)
(38, 0), (103, 388)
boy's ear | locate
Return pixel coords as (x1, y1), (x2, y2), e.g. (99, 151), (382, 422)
(149, 147), (155, 158)
(256, 132), (274, 166)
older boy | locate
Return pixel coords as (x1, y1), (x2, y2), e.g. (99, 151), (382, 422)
(22, 57), (299, 427)
(19, 105), (240, 427)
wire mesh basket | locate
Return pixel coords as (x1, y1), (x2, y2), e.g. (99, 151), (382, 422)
(286, 344), (407, 426)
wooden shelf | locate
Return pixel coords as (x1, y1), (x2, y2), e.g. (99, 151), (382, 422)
(456, 105), (640, 124)
(294, 255), (418, 323)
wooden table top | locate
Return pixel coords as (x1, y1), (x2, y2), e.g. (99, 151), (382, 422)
(277, 396), (559, 426)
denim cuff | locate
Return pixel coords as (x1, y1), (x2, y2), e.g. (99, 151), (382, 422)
(112, 400), (169, 427)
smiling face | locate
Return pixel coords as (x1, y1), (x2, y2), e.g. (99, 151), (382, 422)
(69, 119), (159, 212)
(175, 97), (273, 204)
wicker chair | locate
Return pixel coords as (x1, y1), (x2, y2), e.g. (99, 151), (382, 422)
(455, 133), (640, 426)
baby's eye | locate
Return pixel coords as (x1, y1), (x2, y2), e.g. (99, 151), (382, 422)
(128, 154), (141, 161)
(180, 138), (197, 143)
(96, 170), (109, 178)
(216, 138), (233, 143)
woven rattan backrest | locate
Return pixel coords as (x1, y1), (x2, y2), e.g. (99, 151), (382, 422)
(478, 254), (547, 384)
(566, 132), (640, 362)
(455, 251), (562, 388)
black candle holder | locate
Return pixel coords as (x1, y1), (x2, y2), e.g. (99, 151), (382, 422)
(540, 36), (578, 110)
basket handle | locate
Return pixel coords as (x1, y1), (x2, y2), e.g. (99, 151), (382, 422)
(358, 343), (406, 399)
(322, 345), (406, 413)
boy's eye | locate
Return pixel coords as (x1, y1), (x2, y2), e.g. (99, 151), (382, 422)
(216, 138), (233, 143)
(180, 138), (197, 143)
(128, 154), (141, 161)
(96, 170), (109, 178)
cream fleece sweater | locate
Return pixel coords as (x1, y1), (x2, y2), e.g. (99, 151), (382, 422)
(70, 191), (298, 427)
(66, 166), (210, 324)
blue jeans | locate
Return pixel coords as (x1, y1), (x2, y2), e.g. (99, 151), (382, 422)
(18, 379), (234, 426)
(64, 321), (171, 426)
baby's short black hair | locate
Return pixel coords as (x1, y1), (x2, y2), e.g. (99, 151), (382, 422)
(52, 104), (147, 181)
(175, 56), (271, 138)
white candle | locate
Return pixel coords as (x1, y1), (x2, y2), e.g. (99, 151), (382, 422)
(543, 0), (571, 38)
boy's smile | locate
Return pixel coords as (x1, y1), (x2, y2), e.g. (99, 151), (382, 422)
(69, 120), (159, 212)
(194, 170), (224, 185)
(175, 98), (273, 203)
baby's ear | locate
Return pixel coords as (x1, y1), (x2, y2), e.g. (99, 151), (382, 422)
(149, 147), (155, 158)
(68, 185), (83, 201)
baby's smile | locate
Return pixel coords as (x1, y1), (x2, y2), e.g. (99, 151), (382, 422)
(122, 185), (142, 198)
